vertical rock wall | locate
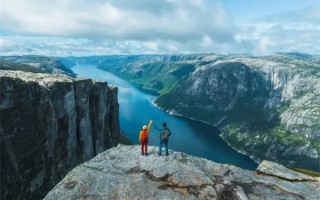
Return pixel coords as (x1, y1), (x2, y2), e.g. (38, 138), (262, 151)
(0, 70), (120, 200)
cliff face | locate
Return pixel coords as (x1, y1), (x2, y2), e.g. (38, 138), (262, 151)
(44, 145), (320, 200)
(155, 56), (320, 171)
(79, 53), (320, 172)
(0, 70), (120, 200)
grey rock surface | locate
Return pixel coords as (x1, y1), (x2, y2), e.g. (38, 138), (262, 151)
(45, 145), (320, 200)
(256, 160), (318, 181)
(0, 55), (76, 77)
(0, 70), (120, 200)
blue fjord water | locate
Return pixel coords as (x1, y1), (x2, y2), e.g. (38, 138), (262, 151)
(73, 64), (258, 170)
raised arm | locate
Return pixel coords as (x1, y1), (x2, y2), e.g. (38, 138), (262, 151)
(147, 120), (153, 132)
(154, 124), (162, 131)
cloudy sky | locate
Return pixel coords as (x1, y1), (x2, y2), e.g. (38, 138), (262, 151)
(0, 0), (319, 56)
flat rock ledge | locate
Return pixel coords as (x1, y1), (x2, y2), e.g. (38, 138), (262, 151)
(44, 145), (320, 200)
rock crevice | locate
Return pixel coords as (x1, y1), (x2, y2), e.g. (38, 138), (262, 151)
(44, 145), (320, 200)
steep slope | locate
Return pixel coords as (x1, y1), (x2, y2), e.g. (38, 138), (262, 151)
(68, 54), (210, 94)
(70, 53), (320, 172)
(155, 55), (320, 171)
(44, 145), (320, 200)
(0, 70), (120, 200)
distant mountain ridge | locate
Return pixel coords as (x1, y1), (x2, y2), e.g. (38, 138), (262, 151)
(67, 53), (320, 172)
(0, 55), (76, 77)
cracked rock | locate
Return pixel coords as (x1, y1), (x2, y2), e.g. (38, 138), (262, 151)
(44, 145), (320, 200)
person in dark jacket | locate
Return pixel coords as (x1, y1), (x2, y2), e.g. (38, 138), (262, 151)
(156, 122), (171, 156)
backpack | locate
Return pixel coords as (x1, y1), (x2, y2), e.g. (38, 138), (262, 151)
(161, 129), (170, 140)
(141, 130), (148, 142)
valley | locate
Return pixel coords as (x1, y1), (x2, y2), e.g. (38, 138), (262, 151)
(68, 53), (320, 171)
(72, 64), (258, 169)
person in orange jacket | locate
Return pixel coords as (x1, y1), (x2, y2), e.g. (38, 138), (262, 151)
(139, 120), (153, 156)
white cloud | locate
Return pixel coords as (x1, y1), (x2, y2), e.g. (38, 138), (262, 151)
(256, 36), (275, 55)
(233, 6), (320, 55)
(0, 1), (319, 56)
(0, 0), (233, 41)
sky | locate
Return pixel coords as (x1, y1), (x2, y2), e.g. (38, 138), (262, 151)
(0, 0), (319, 56)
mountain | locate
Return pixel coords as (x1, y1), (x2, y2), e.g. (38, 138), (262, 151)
(0, 70), (120, 200)
(44, 145), (320, 200)
(2, 54), (319, 199)
(0, 55), (76, 77)
(68, 53), (320, 172)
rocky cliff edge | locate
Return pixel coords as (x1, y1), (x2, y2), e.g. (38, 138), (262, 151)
(0, 70), (120, 199)
(44, 145), (320, 200)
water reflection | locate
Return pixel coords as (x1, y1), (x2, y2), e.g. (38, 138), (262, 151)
(73, 64), (258, 170)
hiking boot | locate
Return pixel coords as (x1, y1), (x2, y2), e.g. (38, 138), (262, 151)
(157, 153), (161, 156)
(145, 153), (148, 156)
(165, 153), (169, 156)
(141, 152), (145, 156)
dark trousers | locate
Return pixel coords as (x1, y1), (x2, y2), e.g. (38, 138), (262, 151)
(159, 139), (168, 155)
(141, 139), (148, 154)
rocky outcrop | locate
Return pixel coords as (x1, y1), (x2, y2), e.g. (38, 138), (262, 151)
(0, 70), (120, 200)
(44, 145), (320, 200)
(0, 55), (76, 77)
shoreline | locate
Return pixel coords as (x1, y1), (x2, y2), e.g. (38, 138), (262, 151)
(130, 82), (160, 96)
(151, 100), (259, 165)
(151, 100), (216, 127)
(219, 134), (261, 165)
(76, 65), (259, 166)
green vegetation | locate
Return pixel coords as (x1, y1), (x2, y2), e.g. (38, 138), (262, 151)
(0, 60), (41, 73)
(99, 60), (196, 95)
(271, 126), (309, 146)
(133, 62), (195, 94)
(94, 54), (320, 171)
(0, 56), (76, 77)
(311, 140), (320, 152)
(222, 122), (320, 172)
(277, 103), (290, 114)
(286, 166), (320, 177)
(222, 125), (272, 155)
(266, 54), (320, 77)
